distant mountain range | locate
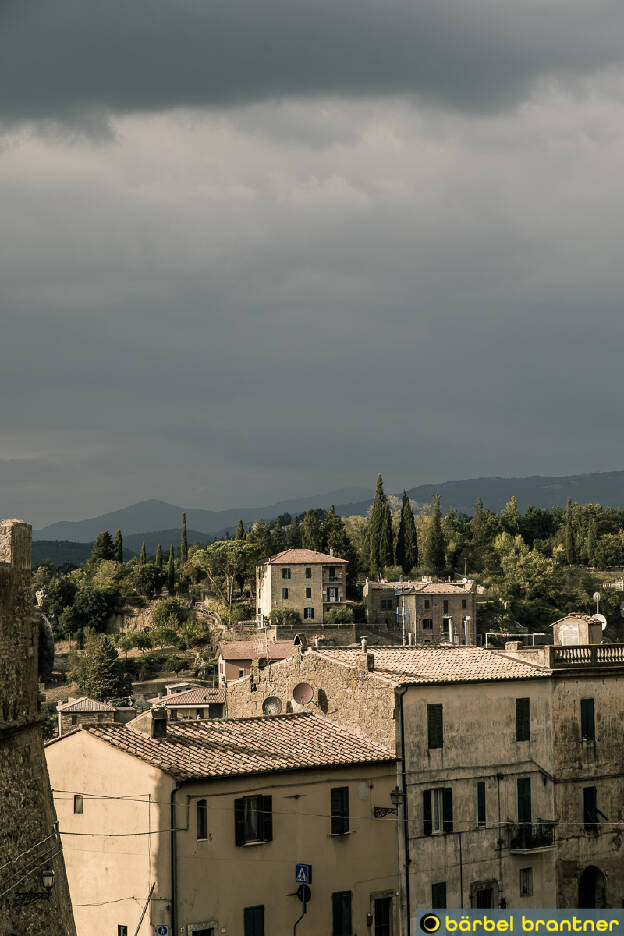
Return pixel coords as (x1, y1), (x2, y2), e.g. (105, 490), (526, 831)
(31, 471), (624, 564)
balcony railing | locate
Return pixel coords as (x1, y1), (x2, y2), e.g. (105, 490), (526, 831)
(506, 821), (555, 852)
(549, 644), (624, 667)
(324, 574), (343, 583)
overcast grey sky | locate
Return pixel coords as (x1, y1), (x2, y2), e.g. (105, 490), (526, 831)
(2, 0), (624, 526)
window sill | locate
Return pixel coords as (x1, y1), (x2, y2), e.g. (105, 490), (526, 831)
(242, 839), (268, 847)
(329, 831), (352, 838)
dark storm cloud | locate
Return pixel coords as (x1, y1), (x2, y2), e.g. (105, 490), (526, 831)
(1, 0), (624, 127)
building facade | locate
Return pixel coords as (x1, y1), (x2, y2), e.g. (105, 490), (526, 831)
(364, 580), (477, 644)
(256, 548), (348, 623)
(57, 695), (136, 736)
(218, 638), (298, 685)
(0, 519), (75, 935)
(46, 712), (399, 936)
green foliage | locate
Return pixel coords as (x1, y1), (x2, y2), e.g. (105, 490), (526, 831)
(189, 540), (260, 613)
(235, 519), (246, 541)
(287, 516), (302, 548)
(155, 543), (163, 569)
(113, 530), (123, 563)
(133, 563), (164, 600)
(70, 634), (131, 704)
(152, 597), (187, 629)
(324, 606), (354, 625)
(395, 491), (418, 575)
(90, 530), (116, 562)
(369, 474), (394, 578)
(167, 545), (176, 593)
(301, 509), (324, 552)
(181, 513), (188, 565)
(139, 542), (147, 565)
(422, 494), (446, 575)
(269, 608), (302, 626)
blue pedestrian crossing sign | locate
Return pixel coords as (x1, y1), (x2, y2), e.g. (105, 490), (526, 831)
(156, 926), (169, 936)
(296, 863), (312, 884)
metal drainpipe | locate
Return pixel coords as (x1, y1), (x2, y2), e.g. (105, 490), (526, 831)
(496, 773), (505, 908)
(171, 781), (183, 935)
(397, 687), (411, 936)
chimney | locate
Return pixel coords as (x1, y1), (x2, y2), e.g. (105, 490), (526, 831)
(329, 547), (334, 556)
(359, 637), (374, 672)
(361, 636), (368, 653)
(151, 708), (167, 739)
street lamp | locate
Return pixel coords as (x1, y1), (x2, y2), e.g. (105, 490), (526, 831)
(390, 786), (405, 809)
(15, 866), (55, 905)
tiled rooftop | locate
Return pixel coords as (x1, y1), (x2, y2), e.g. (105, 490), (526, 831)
(79, 713), (394, 780)
(150, 687), (226, 706)
(262, 549), (348, 565)
(314, 645), (551, 685)
(219, 640), (297, 661)
(57, 696), (116, 713)
(370, 580), (473, 594)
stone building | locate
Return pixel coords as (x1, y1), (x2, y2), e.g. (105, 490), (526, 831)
(47, 712), (399, 936)
(218, 636), (298, 684)
(57, 696), (136, 736)
(256, 548), (348, 623)
(148, 685), (226, 720)
(364, 579), (476, 644)
(0, 519), (75, 935)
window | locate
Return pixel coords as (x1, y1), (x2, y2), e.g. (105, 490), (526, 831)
(306, 567), (312, 578)
(331, 787), (349, 835)
(197, 799), (207, 840)
(282, 587), (289, 599)
(235, 795), (272, 846)
(424, 599), (430, 609)
(427, 704), (443, 749)
(282, 568), (291, 579)
(462, 599), (467, 609)
(423, 788), (452, 835)
(476, 782), (486, 828)
(473, 886), (495, 909)
(304, 607), (314, 620)
(583, 786), (598, 828)
(118, 927), (128, 936)
(71, 715), (78, 725)
(97, 713), (105, 723)
(422, 619), (433, 630)
(244, 905), (264, 936)
(516, 698), (530, 742)
(581, 698), (595, 741)
(306, 587), (312, 599)
(373, 896), (392, 936)
(332, 891), (352, 936)
(208, 703), (224, 718)
(196, 708), (205, 719)
(238, 669), (245, 678)
(520, 868), (533, 898)
(73, 794), (83, 814)
(329, 566), (336, 578)
(327, 587), (338, 602)
(443, 600), (449, 614)
(431, 882), (446, 909)
(517, 778), (532, 824)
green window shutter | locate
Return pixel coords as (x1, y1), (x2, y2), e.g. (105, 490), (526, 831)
(332, 891), (352, 936)
(244, 905), (264, 936)
(331, 787), (349, 835)
(516, 698), (530, 741)
(261, 795), (273, 843)
(517, 778), (532, 824)
(427, 704), (443, 749)
(423, 789), (432, 836)
(234, 797), (245, 846)
(442, 788), (453, 833)
(581, 699), (595, 741)
(476, 782), (486, 827)
(583, 786), (598, 826)
(431, 882), (447, 909)
(197, 799), (207, 839)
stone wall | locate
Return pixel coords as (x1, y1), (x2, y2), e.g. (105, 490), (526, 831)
(0, 520), (76, 935)
(226, 647), (398, 751)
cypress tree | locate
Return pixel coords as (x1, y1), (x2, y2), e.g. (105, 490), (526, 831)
(113, 530), (123, 563)
(235, 519), (245, 541)
(369, 474), (393, 578)
(155, 543), (163, 569)
(586, 520), (597, 567)
(565, 498), (577, 565)
(181, 513), (188, 565)
(423, 494), (446, 576)
(287, 516), (303, 548)
(395, 491), (418, 575)
(139, 542), (147, 565)
(167, 545), (175, 593)
(90, 530), (115, 562)
(272, 520), (287, 553)
(301, 510), (324, 552)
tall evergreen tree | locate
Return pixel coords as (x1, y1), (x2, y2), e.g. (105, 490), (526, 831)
(181, 513), (188, 565)
(139, 542), (147, 565)
(423, 494), (446, 576)
(272, 521), (287, 553)
(235, 519), (246, 541)
(154, 543), (163, 569)
(167, 545), (176, 593)
(322, 506), (358, 590)
(113, 529), (123, 563)
(70, 634), (131, 704)
(501, 496), (521, 536)
(301, 509), (324, 552)
(586, 519), (597, 567)
(287, 516), (303, 548)
(368, 474), (394, 578)
(90, 530), (115, 562)
(251, 519), (273, 558)
(395, 491), (418, 575)
(565, 498), (577, 565)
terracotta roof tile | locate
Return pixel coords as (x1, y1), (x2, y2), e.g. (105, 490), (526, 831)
(262, 549), (348, 565)
(81, 713), (394, 780)
(151, 687), (225, 706)
(57, 697), (116, 713)
(314, 645), (551, 685)
(370, 581), (472, 594)
(219, 640), (296, 661)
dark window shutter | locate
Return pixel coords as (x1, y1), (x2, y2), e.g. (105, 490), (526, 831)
(332, 891), (352, 936)
(431, 882), (447, 909)
(197, 799), (207, 839)
(442, 788), (453, 833)
(581, 699), (595, 741)
(516, 698), (530, 742)
(235, 797), (246, 846)
(427, 704), (443, 749)
(583, 786), (598, 826)
(261, 795), (273, 843)
(477, 782), (486, 827)
(423, 789), (432, 836)
(517, 778), (532, 824)
(331, 787), (349, 835)
(244, 905), (264, 936)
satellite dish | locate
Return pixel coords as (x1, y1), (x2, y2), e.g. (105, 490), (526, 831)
(292, 682), (314, 705)
(593, 592), (601, 603)
(262, 696), (282, 715)
(462, 577), (468, 584)
(592, 613), (607, 631)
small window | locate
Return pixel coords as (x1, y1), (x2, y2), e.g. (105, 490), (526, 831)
(238, 669), (245, 678)
(329, 566), (336, 577)
(282, 587), (289, 599)
(424, 599), (430, 609)
(516, 698), (530, 742)
(583, 786), (598, 828)
(443, 600), (449, 614)
(332, 891), (352, 936)
(304, 607), (314, 620)
(476, 781), (486, 828)
(282, 568), (291, 579)
(71, 715), (78, 725)
(306, 587), (312, 599)
(423, 788), (452, 835)
(427, 704), (443, 749)
(306, 567), (312, 578)
(520, 868), (533, 898)
(197, 799), (207, 840)
(244, 905), (264, 936)
(97, 713), (105, 723)
(73, 794), (83, 815)
(517, 778), (532, 824)
(462, 599), (467, 609)
(118, 927), (128, 936)
(331, 786), (349, 835)
(196, 708), (205, 719)
(581, 698), (595, 741)
(235, 795), (272, 846)
(431, 882), (447, 909)
(422, 619), (433, 630)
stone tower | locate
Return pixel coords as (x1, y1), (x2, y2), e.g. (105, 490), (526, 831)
(0, 520), (75, 935)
